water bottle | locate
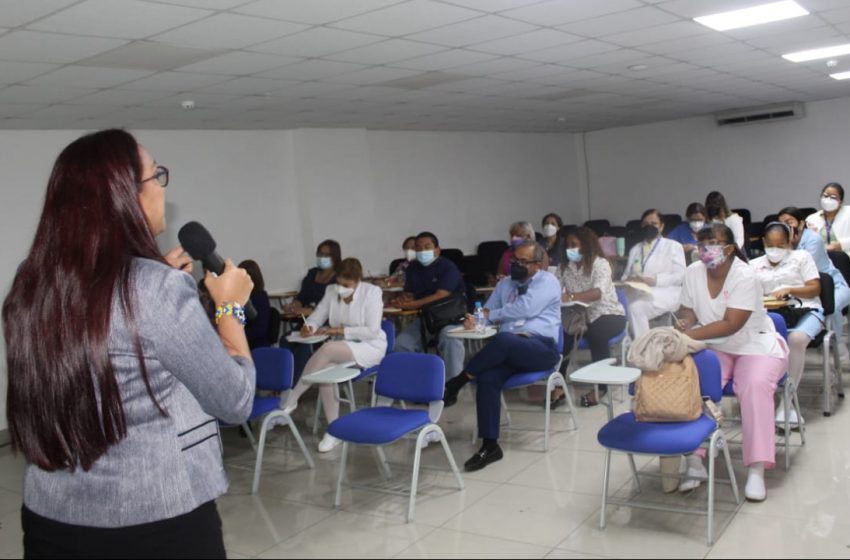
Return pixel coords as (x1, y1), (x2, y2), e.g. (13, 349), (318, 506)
(474, 301), (486, 334)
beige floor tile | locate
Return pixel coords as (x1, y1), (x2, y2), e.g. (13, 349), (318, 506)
(707, 512), (850, 558)
(394, 528), (551, 558)
(441, 484), (599, 548)
(543, 549), (612, 559)
(0, 510), (23, 560)
(0, 490), (21, 518)
(0, 456), (24, 495)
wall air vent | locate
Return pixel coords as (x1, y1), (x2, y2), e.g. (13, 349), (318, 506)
(715, 102), (805, 126)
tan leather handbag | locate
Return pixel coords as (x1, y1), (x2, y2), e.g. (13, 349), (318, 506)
(634, 356), (704, 423)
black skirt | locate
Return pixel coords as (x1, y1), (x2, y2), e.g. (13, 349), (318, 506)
(22, 500), (226, 559)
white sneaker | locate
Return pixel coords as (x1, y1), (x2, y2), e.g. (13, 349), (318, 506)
(318, 433), (342, 453)
(745, 463), (766, 502)
(775, 405), (804, 427)
(678, 455), (707, 493)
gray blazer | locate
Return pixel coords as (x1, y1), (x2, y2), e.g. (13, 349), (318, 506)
(23, 258), (256, 527)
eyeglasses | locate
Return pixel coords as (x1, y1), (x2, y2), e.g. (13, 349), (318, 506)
(141, 166), (169, 188)
(511, 258), (540, 267)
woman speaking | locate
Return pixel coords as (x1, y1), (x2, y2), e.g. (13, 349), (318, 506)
(3, 129), (256, 558)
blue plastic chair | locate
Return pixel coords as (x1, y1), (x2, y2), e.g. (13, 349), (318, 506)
(244, 348), (315, 494)
(597, 349), (741, 546)
(471, 329), (578, 451)
(722, 312), (805, 470)
(328, 353), (464, 523)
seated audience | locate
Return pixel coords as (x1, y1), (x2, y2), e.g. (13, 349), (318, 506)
(621, 209), (686, 338)
(749, 222), (821, 427)
(667, 202), (707, 258)
(779, 206), (850, 365)
(556, 226), (627, 407)
(281, 258), (386, 452)
(805, 182), (850, 257)
(238, 259), (272, 349)
(283, 239), (341, 314)
(498, 221), (537, 277)
(542, 213), (566, 268)
(393, 231), (466, 380)
(705, 191), (745, 249)
(387, 236), (417, 286)
(675, 223), (788, 502)
(442, 242), (561, 472)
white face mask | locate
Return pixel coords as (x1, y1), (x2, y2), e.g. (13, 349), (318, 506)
(765, 247), (789, 264)
(822, 196), (840, 213)
(337, 285), (355, 298)
(689, 220), (705, 233)
(405, 249), (416, 262)
(542, 224), (558, 238)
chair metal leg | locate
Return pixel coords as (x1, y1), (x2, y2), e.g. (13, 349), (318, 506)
(409, 430), (427, 523)
(627, 454), (642, 492)
(251, 416), (272, 494)
(434, 426), (465, 492)
(707, 433), (718, 547)
(287, 415), (315, 470)
(313, 391), (323, 436)
(600, 449), (612, 530)
(334, 442), (349, 509)
(823, 333), (833, 416)
(374, 447), (393, 479)
(563, 379), (579, 430)
(721, 435), (741, 505)
(501, 394), (512, 426)
(783, 382), (791, 471)
(791, 383), (807, 447)
(346, 380), (358, 411)
(544, 376), (553, 452)
(242, 422), (258, 451)
(834, 333), (845, 398)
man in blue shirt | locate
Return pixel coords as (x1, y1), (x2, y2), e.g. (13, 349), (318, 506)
(443, 241), (562, 472)
(393, 231), (466, 380)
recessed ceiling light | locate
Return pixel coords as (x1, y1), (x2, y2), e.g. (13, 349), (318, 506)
(628, 64), (649, 71)
(827, 59), (839, 68)
(830, 71), (850, 80)
(783, 44), (850, 62)
(694, 1), (808, 31)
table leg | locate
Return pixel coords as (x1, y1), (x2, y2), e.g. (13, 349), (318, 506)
(605, 387), (615, 421)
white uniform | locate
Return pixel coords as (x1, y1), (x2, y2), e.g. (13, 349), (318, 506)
(621, 237), (686, 337)
(806, 205), (850, 258)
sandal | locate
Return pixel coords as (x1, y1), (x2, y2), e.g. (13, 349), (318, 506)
(580, 388), (607, 408)
(548, 388), (566, 409)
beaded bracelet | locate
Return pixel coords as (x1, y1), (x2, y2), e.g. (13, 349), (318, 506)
(215, 302), (247, 326)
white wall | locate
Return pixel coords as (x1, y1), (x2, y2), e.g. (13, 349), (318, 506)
(584, 96), (850, 225)
(0, 127), (578, 431)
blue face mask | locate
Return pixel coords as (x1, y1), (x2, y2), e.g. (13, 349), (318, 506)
(417, 250), (436, 266)
(317, 256), (333, 270)
(566, 248), (582, 263)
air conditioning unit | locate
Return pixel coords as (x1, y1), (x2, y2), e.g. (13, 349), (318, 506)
(715, 102), (805, 126)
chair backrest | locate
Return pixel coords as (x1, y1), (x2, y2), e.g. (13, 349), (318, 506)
(441, 248), (464, 268)
(605, 225), (627, 238)
(818, 272), (836, 316)
(828, 250), (850, 288)
(267, 307), (282, 346)
(768, 312), (788, 341)
(625, 219), (642, 235)
(799, 207), (817, 219)
(375, 353), (445, 403)
(693, 349), (723, 403)
(616, 288), (630, 325)
(389, 258), (405, 275)
(664, 214), (683, 229)
(584, 219), (610, 236)
(252, 347), (294, 392)
(477, 241), (509, 274)
(380, 319), (395, 354)
(732, 208), (752, 226)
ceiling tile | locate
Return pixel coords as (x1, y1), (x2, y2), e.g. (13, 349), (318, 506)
(0, 61), (59, 85)
(0, 103), (41, 118)
(153, 14), (308, 50)
(821, 6), (850, 23)
(249, 27), (384, 57)
(257, 60), (368, 80)
(448, 56), (542, 76)
(470, 28), (583, 55)
(28, 0), (212, 40)
(26, 66), (156, 88)
(603, 21), (708, 47)
(655, 0), (782, 19)
(501, 0), (642, 26)
(234, 0), (405, 25)
(0, 0), (78, 27)
(559, 7), (679, 37)
(638, 32), (733, 55)
(198, 76), (297, 96)
(520, 39), (621, 64)
(25, 103), (121, 119)
(325, 39), (448, 65)
(151, 0), (250, 8)
(66, 89), (172, 106)
(332, 0), (482, 36)
(391, 49), (498, 71)
(0, 31), (127, 64)
(489, 63), (566, 81)
(323, 66), (423, 85)
(0, 85), (95, 104)
(117, 71), (232, 91)
(436, 0), (548, 12)
(174, 51), (302, 75)
(407, 15), (538, 47)
(77, 41), (220, 71)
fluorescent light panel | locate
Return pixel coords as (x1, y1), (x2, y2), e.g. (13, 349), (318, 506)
(694, 1), (808, 31)
(783, 44), (850, 62)
(830, 71), (850, 80)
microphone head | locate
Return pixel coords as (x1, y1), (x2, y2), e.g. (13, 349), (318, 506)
(178, 221), (217, 260)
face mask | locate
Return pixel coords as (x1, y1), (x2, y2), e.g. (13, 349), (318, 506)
(689, 220), (705, 233)
(765, 247), (789, 264)
(417, 250), (436, 266)
(566, 248), (582, 263)
(317, 257), (333, 270)
(641, 224), (659, 242)
(542, 224), (558, 238)
(699, 245), (728, 269)
(510, 262), (530, 282)
(405, 249), (416, 262)
(511, 237), (524, 249)
(822, 196), (840, 213)
(337, 286), (355, 299)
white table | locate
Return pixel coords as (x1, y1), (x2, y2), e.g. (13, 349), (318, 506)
(570, 358), (641, 420)
(301, 361), (361, 408)
(447, 325), (497, 355)
(286, 333), (329, 345)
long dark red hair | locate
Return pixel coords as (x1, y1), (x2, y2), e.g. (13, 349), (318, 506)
(3, 129), (166, 472)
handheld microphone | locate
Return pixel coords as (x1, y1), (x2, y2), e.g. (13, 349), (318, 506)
(178, 221), (257, 320)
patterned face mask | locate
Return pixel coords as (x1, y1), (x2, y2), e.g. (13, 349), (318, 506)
(699, 244), (728, 269)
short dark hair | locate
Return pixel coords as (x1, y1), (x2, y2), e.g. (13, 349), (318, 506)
(777, 206), (806, 223)
(705, 191), (731, 220)
(238, 259), (265, 293)
(317, 239), (342, 267)
(686, 202), (707, 218)
(336, 258), (363, 281)
(641, 209), (664, 223)
(416, 231), (439, 248)
(763, 222), (792, 243)
(542, 213), (563, 229)
(402, 236), (416, 249)
(823, 182), (845, 202)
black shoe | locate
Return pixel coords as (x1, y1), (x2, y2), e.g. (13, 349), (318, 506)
(443, 376), (467, 407)
(549, 393), (566, 410)
(464, 444), (503, 472)
(444, 393), (458, 407)
(581, 389), (607, 408)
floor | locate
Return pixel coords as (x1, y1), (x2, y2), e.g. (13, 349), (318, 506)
(1, 350), (850, 559)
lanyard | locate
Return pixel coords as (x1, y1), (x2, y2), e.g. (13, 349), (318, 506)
(825, 218), (835, 244)
(640, 240), (660, 272)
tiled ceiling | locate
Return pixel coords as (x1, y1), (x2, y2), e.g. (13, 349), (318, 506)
(0, 0), (849, 132)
